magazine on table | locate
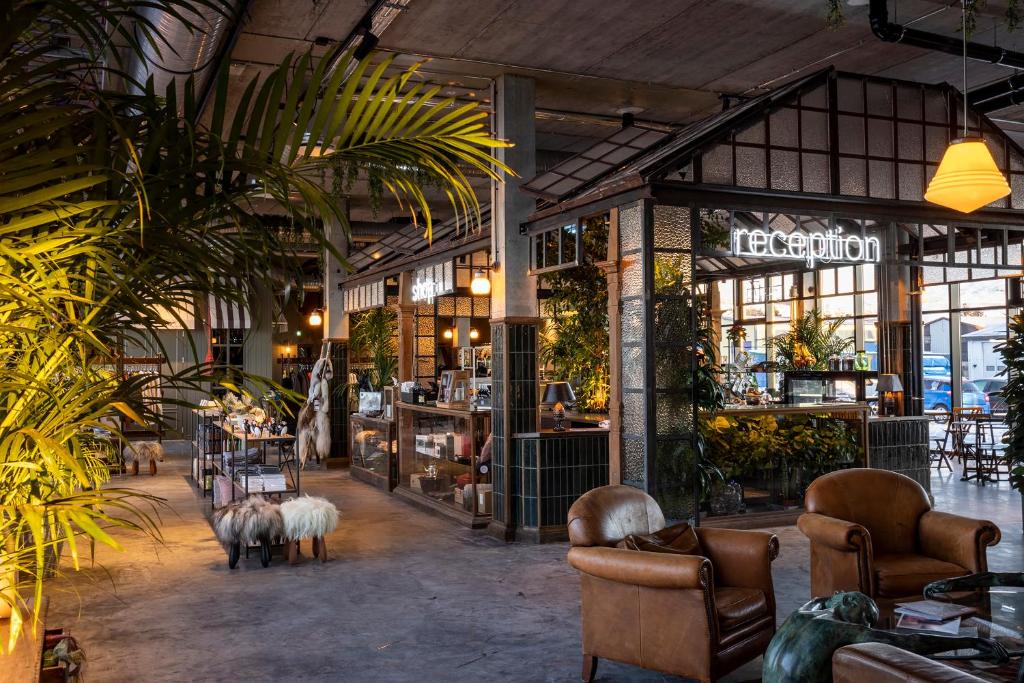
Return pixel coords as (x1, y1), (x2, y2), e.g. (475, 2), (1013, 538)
(896, 613), (962, 635)
(895, 600), (976, 622)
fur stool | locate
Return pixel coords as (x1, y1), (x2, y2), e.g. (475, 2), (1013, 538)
(280, 496), (339, 564)
(123, 441), (163, 476)
(212, 496), (284, 568)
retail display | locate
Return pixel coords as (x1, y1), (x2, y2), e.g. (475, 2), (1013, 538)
(397, 403), (491, 525)
(350, 413), (397, 490)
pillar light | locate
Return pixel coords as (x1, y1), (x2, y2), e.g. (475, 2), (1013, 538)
(470, 269), (491, 295)
(308, 309), (323, 326)
(924, 138), (1011, 213)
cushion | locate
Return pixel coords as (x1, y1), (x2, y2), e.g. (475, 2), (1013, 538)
(616, 521), (703, 556)
(873, 554), (968, 598)
(715, 586), (769, 632)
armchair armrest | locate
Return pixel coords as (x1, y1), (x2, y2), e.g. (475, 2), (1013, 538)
(798, 513), (869, 552)
(918, 510), (1000, 573)
(567, 546), (710, 590)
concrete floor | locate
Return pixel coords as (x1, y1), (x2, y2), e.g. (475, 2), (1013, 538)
(46, 443), (1022, 682)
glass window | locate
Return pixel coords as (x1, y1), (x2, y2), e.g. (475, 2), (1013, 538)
(836, 266), (855, 293)
(820, 295), (855, 318)
(958, 279), (1005, 310)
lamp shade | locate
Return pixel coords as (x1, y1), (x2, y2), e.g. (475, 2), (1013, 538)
(542, 381), (576, 405)
(924, 138), (1010, 213)
(308, 309), (323, 326)
(876, 373), (903, 394)
(470, 269), (491, 295)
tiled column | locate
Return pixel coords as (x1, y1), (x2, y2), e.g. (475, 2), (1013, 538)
(597, 207), (622, 485)
(488, 74), (537, 542)
(324, 207), (350, 339)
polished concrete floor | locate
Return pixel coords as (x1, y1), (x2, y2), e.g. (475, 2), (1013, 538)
(46, 443), (1022, 682)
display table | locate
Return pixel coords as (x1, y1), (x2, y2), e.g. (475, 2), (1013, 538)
(511, 428), (609, 543)
(213, 422), (298, 508)
(395, 402), (491, 528)
(350, 413), (397, 491)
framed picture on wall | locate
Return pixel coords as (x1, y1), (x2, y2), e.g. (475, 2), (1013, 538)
(382, 387), (395, 421)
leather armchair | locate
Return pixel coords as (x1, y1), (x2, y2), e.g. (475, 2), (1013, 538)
(798, 469), (1000, 613)
(833, 643), (988, 682)
(566, 485), (779, 683)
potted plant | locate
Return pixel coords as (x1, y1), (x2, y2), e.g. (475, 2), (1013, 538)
(996, 312), (1024, 530)
(350, 308), (399, 390)
(768, 309), (854, 371)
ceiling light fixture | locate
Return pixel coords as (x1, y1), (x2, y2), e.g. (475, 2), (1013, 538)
(470, 269), (491, 295)
(924, 1), (1010, 213)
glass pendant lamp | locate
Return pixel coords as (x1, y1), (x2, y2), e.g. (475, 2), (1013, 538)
(924, 1), (1010, 213)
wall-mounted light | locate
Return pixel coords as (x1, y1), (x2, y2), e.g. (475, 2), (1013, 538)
(470, 269), (491, 296)
(308, 309), (323, 326)
(443, 328), (454, 340)
(211, 336), (219, 345)
(469, 328), (480, 340)
(296, 330), (303, 337)
(284, 345), (292, 355)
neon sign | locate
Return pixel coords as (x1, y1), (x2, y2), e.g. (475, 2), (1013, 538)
(411, 261), (454, 303)
(731, 226), (880, 268)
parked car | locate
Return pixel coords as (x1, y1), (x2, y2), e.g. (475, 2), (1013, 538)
(975, 378), (1008, 413)
(922, 354), (952, 377)
(923, 376), (990, 413)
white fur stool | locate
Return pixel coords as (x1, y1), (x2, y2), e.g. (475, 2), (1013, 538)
(280, 496), (340, 564)
(123, 441), (163, 476)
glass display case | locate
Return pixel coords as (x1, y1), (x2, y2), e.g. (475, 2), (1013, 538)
(783, 371), (877, 404)
(396, 402), (491, 526)
(350, 413), (397, 491)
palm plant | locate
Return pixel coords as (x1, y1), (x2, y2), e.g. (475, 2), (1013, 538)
(768, 309), (853, 371)
(350, 308), (399, 389)
(1, 0), (511, 645)
(996, 313), (1024, 496)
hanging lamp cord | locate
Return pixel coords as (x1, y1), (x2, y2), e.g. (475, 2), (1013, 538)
(963, 0), (969, 138)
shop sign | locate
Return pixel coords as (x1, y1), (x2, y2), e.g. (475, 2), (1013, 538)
(731, 226), (881, 268)
(411, 261), (454, 303)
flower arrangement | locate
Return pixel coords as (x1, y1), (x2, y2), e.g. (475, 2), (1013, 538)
(726, 323), (747, 345)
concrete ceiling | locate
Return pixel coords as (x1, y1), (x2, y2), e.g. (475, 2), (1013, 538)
(222, 0), (1024, 224)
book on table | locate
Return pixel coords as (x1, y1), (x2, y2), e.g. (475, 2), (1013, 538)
(896, 613), (961, 635)
(895, 600), (976, 622)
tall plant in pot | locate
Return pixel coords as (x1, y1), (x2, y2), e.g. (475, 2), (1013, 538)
(996, 312), (1024, 525)
(769, 309), (853, 370)
(350, 308), (399, 389)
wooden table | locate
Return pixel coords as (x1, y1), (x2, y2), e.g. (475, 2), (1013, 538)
(0, 598), (47, 683)
(216, 422), (298, 506)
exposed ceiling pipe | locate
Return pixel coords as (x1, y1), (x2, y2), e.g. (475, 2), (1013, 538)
(869, 0), (1024, 113)
(127, 1), (244, 115)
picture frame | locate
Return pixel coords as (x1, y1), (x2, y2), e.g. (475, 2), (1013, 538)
(358, 390), (382, 416)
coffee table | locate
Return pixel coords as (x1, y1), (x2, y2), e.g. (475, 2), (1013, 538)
(897, 586), (1024, 681)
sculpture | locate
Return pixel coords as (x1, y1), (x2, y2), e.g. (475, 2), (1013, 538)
(763, 591), (1008, 683)
(925, 571), (1024, 598)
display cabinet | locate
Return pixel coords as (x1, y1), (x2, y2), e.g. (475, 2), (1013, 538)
(350, 413), (397, 491)
(783, 371), (877, 404)
(395, 402), (492, 527)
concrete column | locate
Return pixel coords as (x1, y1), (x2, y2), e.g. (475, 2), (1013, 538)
(324, 204), (350, 340)
(878, 224), (915, 414)
(488, 74), (537, 542)
(490, 74), (537, 319)
(243, 281), (273, 383)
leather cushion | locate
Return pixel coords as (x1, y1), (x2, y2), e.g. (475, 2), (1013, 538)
(873, 554), (968, 598)
(715, 586), (769, 632)
(617, 522), (703, 556)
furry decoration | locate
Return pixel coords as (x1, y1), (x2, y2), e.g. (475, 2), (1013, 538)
(212, 496), (284, 548)
(280, 496), (339, 540)
(122, 441), (164, 463)
(296, 403), (317, 469)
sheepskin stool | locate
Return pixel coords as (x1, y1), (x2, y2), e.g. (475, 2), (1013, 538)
(280, 496), (340, 564)
(212, 496), (284, 569)
(123, 441), (164, 476)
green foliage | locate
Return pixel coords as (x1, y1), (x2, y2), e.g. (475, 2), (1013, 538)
(350, 308), (399, 389)
(825, 0), (844, 30)
(700, 210), (730, 250)
(996, 313), (1024, 492)
(702, 413), (858, 480)
(768, 309), (854, 371)
(539, 217), (610, 412)
(1, 0), (511, 646)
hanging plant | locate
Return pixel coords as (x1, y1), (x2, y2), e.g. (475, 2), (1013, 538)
(825, 0), (844, 30)
(1009, 0), (1022, 31)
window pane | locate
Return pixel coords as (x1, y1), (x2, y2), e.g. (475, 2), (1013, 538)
(858, 264), (875, 292)
(819, 295), (855, 318)
(836, 266), (855, 293)
(958, 279), (1005, 310)
(818, 269), (837, 296)
(922, 285), (949, 311)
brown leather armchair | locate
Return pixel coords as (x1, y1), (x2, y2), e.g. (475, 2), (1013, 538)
(566, 485), (779, 683)
(799, 469), (1000, 613)
(833, 643), (988, 682)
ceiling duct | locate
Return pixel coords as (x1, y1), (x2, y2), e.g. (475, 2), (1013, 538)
(127, 1), (245, 113)
(869, 0), (1024, 112)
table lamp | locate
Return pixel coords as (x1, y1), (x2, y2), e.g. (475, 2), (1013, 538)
(543, 382), (576, 432)
(877, 373), (903, 417)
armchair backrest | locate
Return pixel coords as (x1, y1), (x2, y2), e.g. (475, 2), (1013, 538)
(567, 485), (666, 547)
(804, 468), (931, 555)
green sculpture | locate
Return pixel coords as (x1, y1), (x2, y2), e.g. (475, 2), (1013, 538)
(763, 592), (1008, 683)
(925, 571), (1024, 598)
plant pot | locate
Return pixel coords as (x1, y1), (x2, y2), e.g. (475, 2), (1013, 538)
(0, 566), (14, 619)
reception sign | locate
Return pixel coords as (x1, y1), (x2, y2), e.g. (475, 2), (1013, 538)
(731, 225), (880, 268)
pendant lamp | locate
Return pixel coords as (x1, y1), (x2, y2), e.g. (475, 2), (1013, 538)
(924, 1), (1010, 213)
